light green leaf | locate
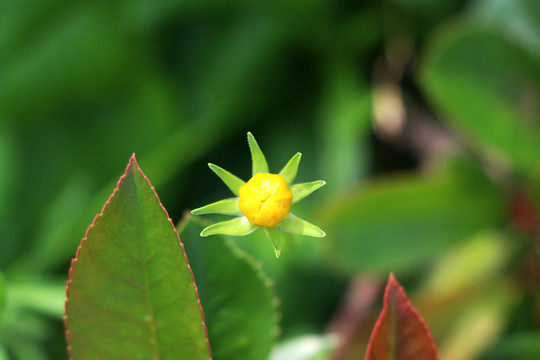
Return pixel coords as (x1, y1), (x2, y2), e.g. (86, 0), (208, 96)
(319, 165), (504, 274)
(201, 216), (256, 237)
(420, 22), (540, 176)
(291, 181), (326, 204)
(0, 272), (4, 322)
(6, 278), (65, 318)
(0, 346), (7, 360)
(419, 232), (509, 300)
(180, 216), (278, 360)
(209, 163), (246, 196)
(280, 214), (325, 238)
(279, 152), (302, 185)
(65, 155), (211, 360)
(318, 58), (372, 190)
(263, 227), (281, 258)
(248, 132), (269, 175)
(192, 198), (241, 215)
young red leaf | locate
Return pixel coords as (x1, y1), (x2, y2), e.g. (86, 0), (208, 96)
(366, 274), (439, 360)
(65, 155), (211, 360)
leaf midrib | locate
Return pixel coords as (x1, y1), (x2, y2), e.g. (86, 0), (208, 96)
(132, 189), (161, 360)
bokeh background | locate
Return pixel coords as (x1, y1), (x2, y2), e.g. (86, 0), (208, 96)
(2, 0), (540, 359)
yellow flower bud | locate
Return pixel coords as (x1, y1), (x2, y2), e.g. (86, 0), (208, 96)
(239, 173), (293, 228)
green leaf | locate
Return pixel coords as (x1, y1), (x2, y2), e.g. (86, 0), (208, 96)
(437, 286), (514, 360)
(279, 152), (302, 185)
(420, 22), (540, 176)
(280, 214), (326, 238)
(180, 215), (278, 360)
(0, 129), (21, 268)
(470, 0), (540, 59)
(0, 346), (7, 360)
(0, 5), (130, 120)
(192, 198), (241, 215)
(248, 132), (269, 175)
(263, 227), (281, 258)
(419, 232), (509, 300)
(480, 333), (540, 360)
(320, 167), (504, 274)
(22, 174), (92, 273)
(65, 155), (211, 360)
(7, 278), (65, 318)
(318, 58), (372, 190)
(209, 163), (246, 196)
(291, 181), (326, 204)
(3, 335), (49, 360)
(0, 272), (4, 322)
(200, 217), (256, 237)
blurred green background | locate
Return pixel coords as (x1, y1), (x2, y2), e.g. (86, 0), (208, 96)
(2, 0), (540, 359)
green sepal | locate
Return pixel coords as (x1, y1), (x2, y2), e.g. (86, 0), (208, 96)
(201, 217), (256, 237)
(191, 198), (241, 215)
(209, 163), (245, 196)
(263, 227), (281, 258)
(291, 180), (326, 204)
(280, 213), (326, 237)
(279, 152), (302, 185)
(247, 132), (269, 175)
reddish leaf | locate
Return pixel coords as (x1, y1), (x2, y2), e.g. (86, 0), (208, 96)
(365, 274), (439, 360)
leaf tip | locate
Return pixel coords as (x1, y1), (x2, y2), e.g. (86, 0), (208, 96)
(366, 273), (439, 360)
(200, 228), (210, 237)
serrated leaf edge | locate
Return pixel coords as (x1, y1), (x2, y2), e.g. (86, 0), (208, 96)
(220, 235), (282, 342)
(64, 154), (213, 360)
(365, 273), (439, 360)
(179, 213), (281, 356)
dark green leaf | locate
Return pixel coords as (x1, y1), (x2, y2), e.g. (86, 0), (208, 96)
(480, 333), (540, 360)
(471, 0), (540, 59)
(0, 4), (131, 120)
(65, 155), (210, 360)
(180, 215), (278, 360)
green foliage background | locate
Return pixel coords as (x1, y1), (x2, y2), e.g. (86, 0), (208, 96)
(2, 0), (540, 359)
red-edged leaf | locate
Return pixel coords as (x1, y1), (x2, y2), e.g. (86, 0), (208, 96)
(366, 274), (438, 360)
(65, 155), (211, 360)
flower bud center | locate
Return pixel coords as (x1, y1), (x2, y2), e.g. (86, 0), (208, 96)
(238, 173), (293, 228)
